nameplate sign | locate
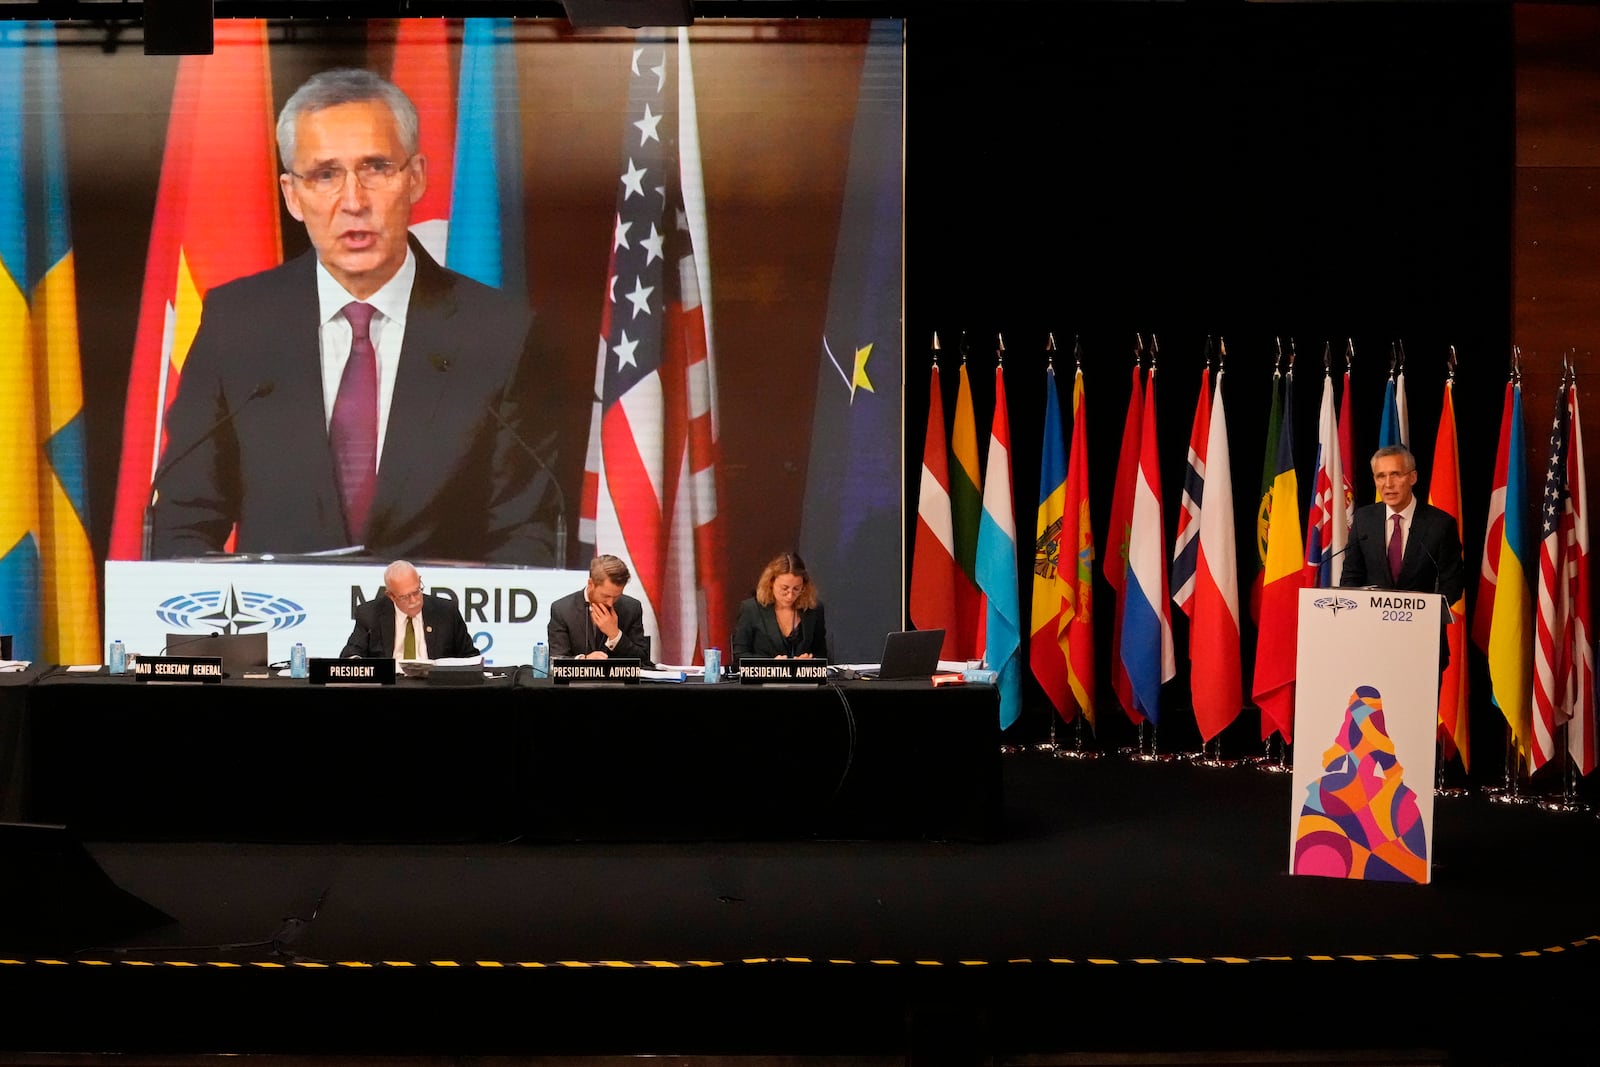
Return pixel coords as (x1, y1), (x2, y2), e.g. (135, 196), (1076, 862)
(551, 658), (641, 684)
(309, 657), (396, 685)
(133, 656), (223, 683)
(738, 659), (830, 684)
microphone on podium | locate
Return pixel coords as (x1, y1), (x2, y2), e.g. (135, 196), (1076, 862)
(141, 381), (276, 561)
(483, 398), (568, 566)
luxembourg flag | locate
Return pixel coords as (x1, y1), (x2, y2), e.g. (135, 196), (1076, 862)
(976, 362), (1022, 730)
(1121, 366), (1175, 723)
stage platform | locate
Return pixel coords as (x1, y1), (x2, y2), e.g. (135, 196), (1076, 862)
(3, 750), (1597, 1062)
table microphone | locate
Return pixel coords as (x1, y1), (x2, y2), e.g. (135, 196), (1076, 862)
(141, 381), (276, 560)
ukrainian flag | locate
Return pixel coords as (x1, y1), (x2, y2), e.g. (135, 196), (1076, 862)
(0, 22), (98, 663)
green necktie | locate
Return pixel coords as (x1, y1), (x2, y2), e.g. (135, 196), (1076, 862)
(403, 617), (416, 659)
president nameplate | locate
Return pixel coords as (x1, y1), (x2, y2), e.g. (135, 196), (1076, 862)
(737, 659), (830, 684)
(551, 658), (641, 684)
(309, 657), (396, 685)
(134, 656), (223, 683)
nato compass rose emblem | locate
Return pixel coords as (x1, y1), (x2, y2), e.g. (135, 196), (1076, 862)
(155, 584), (309, 635)
(1312, 594), (1359, 618)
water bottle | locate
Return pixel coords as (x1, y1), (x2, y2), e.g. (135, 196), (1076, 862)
(703, 647), (721, 684)
(531, 641), (550, 678)
(108, 639), (126, 676)
(289, 642), (308, 679)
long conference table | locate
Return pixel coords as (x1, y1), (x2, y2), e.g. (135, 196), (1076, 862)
(0, 666), (1001, 843)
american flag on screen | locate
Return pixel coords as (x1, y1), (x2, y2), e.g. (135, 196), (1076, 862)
(578, 31), (726, 666)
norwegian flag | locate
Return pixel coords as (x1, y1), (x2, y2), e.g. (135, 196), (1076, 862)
(578, 32), (726, 666)
(1532, 370), (1574, 772)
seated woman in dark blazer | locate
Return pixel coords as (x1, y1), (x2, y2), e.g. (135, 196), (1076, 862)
(732, 552), (828, 662)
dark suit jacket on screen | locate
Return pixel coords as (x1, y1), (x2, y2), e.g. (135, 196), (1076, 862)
(731, 598), (828, 662)
(339, 593), (478, 660)
(149, 238), (555, 564)
(546, 589), (650, 661)
(1338, 499), (1465, 669)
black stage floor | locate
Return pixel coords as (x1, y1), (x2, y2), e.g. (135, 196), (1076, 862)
(3, 753), (1597, 1063)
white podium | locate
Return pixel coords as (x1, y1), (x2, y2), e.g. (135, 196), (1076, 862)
(105, 559), (586, 668)
(1289, 587), (1442, 884)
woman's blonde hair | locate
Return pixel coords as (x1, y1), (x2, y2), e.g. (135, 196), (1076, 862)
(754, 551), (818, 609)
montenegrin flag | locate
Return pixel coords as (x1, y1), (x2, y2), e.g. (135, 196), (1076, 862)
(1061, 365), (1096, 726)
(0, 21), (99, 662)
(108, 21), (281, 560)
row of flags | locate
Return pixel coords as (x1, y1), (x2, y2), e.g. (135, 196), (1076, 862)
(909, 341), (1598, 779)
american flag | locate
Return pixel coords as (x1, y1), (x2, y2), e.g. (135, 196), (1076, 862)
(1532, 369), (1574, 772)
(578, 32), (725, 666)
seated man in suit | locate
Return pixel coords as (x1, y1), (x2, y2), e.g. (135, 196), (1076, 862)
(547, 554), (649, 661)
(1338, 444), (1465, 668)
(340, 559), (478, 660)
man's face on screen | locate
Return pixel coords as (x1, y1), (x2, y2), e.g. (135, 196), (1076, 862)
(280, 100), (426, 300)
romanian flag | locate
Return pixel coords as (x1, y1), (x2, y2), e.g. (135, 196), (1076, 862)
(1252, 368), (1305, 742)
(108, 21), (281, 560)
(0, 21), (99, 662)
(1030, 364), (1073, 722)
(1487, 380), (1532, 761)
(1105, 356), (1144, 721)
(1428, 376), (1469, 770)
(1249, 367), (1284, 624)
(1061, 366), (1096, 727)
(950, 360), (985, 659)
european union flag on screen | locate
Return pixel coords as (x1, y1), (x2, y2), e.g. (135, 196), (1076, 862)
(797, 20), (904, 663)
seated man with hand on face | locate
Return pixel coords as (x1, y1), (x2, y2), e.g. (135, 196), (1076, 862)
(547, 554), (649, 661)
(340, 559), (477, 660)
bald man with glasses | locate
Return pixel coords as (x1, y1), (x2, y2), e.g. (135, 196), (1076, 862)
(340, 559), (477, 660)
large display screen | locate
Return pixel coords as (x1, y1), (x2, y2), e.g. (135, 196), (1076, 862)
(0, 17), (903, 665)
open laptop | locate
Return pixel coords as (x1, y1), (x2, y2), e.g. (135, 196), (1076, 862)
(164, 632), (271, 678)
(869, 628), (946, 680)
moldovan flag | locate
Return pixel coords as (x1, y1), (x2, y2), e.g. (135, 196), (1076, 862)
(1031, 364), (1073, 721)
(388, 17), (456, 262)
(1563, 380), (1595, 776)
(1105, 358), (1145, 721)
(1061, 367), (1096, 726)
(1473, 378), (1514, 655)
(1488, 380), (1533, 761)
(910, 362), (963, 658)
(0, 21), (99, 662)
(1121, 367), (1175, 724)
(579, 31), (726, 666)
(1429, 376), (1469, 769)
(977, 364), (1022, 730)
(108, 21), (281, 560)
(1252, 370), (1305, 742)
(1191, 369), (1242, 741)
(951, 361), (986, 659)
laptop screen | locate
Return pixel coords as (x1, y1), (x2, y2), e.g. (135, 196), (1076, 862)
(164, 632), (271, 677)
(875, 629), (945, 680)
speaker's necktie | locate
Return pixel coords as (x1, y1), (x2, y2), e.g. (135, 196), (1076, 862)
(330, 301), (378, 540)
(403, 615), (417, 659)
(1388, 512), (1404, 584)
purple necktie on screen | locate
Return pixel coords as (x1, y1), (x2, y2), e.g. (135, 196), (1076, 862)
(1388, 512), (1404, 584)
(330, 301), (379, 542)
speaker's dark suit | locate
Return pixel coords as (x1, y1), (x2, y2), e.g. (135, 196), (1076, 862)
(731, 598), (829, 662)
(150, 238), (554, 564)
(546, 589), (650, 660)
(339, 593), (477, 660)
(1339, 500), (1465, 668)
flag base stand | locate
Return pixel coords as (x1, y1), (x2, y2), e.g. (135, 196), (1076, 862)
(1433, 744), (1471, 797)
(1123, 722), (1181, 763)
(1191, 738), (1243, 768)
(1250, 735), (1293, 774)
(1040, 716), (1100, 759)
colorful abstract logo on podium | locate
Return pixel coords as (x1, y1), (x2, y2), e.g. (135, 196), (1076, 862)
(1293, 685), (1428, 883)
